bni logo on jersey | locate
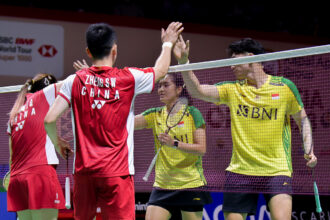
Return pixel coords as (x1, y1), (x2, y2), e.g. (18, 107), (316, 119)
(92, 100), (106, 109)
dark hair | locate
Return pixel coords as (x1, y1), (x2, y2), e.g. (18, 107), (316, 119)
(228, 38), (265, 57)
(168, 74), (193, 105)
(9, 73), (57, 121)
(86, 23), (117, 59)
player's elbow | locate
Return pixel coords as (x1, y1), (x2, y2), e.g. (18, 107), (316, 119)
(154, 68), (168, 82)
(197, 145), (206, 156)
(44, 113), (56, 125)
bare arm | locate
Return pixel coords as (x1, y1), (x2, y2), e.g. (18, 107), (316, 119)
(292, 108), (317, 168)
(44, 96), (70, 159)
(182, 71), (220, 103)
(173, 35), (220, 103)
(135, 114), (148, 130)
(153, 22), (184, 82)
(158, 127), (206, 156)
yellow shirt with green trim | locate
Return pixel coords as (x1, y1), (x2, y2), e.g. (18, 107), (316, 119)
(142, 105), (207, 189)
(215, 75), (303, 177)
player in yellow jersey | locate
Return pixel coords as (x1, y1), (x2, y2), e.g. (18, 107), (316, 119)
(173, 36), (317, 220)
(135, 73), (212, 220)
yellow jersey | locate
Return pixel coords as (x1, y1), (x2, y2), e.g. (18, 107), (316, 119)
(142, 105), (207, 189)
(215, 75), (303, 177)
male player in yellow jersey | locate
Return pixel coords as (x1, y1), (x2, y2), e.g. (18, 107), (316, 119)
(173, 36), (318, 220)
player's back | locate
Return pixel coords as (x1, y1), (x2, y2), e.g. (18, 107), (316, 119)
(60, 66), (155, 177)
(8, 85), (58, 176)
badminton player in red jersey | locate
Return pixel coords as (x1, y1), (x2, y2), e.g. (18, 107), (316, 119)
(44, 22), (183, 220)
(7, 73), (71, 220)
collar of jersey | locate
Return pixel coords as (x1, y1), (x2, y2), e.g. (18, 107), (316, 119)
(90, 66), (113, 72)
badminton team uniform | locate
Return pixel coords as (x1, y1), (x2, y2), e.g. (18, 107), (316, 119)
(59, 66), (154, 219)
(214, 75), (304, 214)
(142, 105), (212, 211)
(7, 84), (65, 211)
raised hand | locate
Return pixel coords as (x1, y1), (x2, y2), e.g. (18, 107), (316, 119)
(173, 35), (190, 64)
(73, 59), (89, 71)
(161, 22), (184, 45)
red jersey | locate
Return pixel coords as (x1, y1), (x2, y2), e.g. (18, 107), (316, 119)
(59, 66), (155, 177)
(8, 84), (59, 176)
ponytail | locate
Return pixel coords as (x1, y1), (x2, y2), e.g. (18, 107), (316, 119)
(8, 73), (57, 122)
(9, 79), (33, 122)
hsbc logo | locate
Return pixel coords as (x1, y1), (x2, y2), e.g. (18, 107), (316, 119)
(38, 45), (57, 57)
(92, 100), (106, 109)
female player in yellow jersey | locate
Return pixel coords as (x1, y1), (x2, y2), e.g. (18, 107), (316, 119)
(135, 73), (212, 220)
(173, 36), (317, 220)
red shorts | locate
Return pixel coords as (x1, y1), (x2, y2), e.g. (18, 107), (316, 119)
(7, 165), (65, 211)
(73, 175), (135, 220)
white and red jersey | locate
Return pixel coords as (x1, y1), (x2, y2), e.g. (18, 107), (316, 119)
(8, 84), (59, 176)
(59, 66), (155, 177)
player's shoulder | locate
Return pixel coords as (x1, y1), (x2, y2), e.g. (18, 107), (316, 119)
(142, 106), (163, 116)
(187, 105), (202, 116)
(187, 105), (205, 124)
(124, 67), (153, 74)
(268, 75), (296, 87)
(270, 76), (299, 93)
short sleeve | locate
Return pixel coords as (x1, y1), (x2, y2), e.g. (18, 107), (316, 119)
(7, 123), (11, 135)
(214, 81), (233, 105)
(43, 84), (56, 106)
(127, 67), (155, 95)
(142, 107), (158, 129)
(282, 78), (304, 115)
(59, 74), (76, 105)
(188, 106), (205, 129)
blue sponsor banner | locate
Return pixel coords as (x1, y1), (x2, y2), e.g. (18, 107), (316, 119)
(0, 192), (16, 219)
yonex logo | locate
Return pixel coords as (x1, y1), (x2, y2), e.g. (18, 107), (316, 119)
(38, 45), (57, 57)
(15, 120), (25, 131)
(92, 100), (106, 109)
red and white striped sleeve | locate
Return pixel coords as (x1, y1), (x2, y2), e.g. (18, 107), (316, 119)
(127, 67), (155, 95)
(59, 74), (76, 105)
(42, 84), (57, 106)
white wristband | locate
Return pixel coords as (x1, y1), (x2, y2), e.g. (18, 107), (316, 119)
(162, 42), (173, 49)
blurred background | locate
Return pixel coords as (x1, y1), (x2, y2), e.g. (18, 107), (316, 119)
(0, 1), (329, 219)
(1, 0), (329, 39)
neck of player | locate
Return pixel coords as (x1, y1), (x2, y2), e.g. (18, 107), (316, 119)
(165, 98), (178, 112)
(246, 67), (268, 89)
(92, 55), (115, 68)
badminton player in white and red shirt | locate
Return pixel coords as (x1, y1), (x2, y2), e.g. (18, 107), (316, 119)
(44, 22), (183, 220)
(7, 74), (70, 220)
